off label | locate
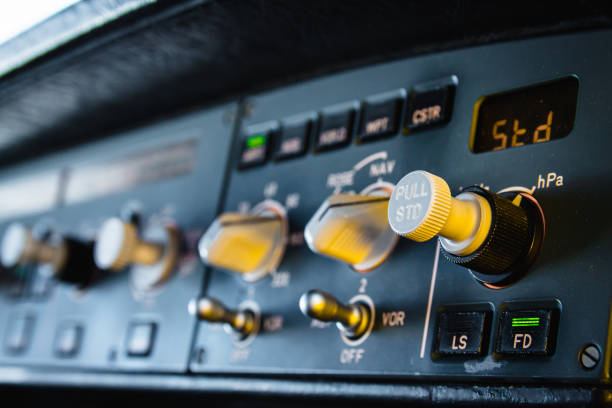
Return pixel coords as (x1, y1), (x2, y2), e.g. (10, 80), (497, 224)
(230, 348), (250, 362)
(340, 348), (365, 364)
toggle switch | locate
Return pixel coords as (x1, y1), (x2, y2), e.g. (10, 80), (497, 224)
(388, 170), (544, 287)
(0, 223), (96, 285)
(94, 217), (179, 290)
(198, 200), (287, 282)
(304, 192), (398, 272)
(299, 289), (371, 339)
(189, 296), (257, 338)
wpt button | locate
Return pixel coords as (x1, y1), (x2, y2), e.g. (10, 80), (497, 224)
(433, 310), (490, 358)
(496, 309), (558, 356)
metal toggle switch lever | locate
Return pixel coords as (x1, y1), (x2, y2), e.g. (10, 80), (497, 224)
(299, 289), (371, 339)
(189, 296), (257, 338)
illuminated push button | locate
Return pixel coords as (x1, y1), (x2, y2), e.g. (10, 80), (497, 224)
(198, 202), (287, 282)
(239, 128), (272, 169)
(304, 193), (397, 272)
(404, 78), (456, 133)
(433, 311), (490, 358)
(274, 118), (310, 160)
(357, 93), (402, 142)
(496, 309), (558, 356)
(388, 170), (544, 285)
(299, 289), (371, 339)
(314, 105), (354, 151)
(94, 218), (179, 289)
(189, 296), (257, 338)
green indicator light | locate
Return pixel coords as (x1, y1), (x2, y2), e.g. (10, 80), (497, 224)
(246, 134), (267, 149)
(512, 317), (540, 327)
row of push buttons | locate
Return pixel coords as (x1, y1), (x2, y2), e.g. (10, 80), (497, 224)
(434, 303), (559, 358)
(239, 76), (457, 169)
(3, 315), (157, 358)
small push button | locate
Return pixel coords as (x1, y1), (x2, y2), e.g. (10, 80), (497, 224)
(496, 309), (558, 356)
(54, 322), (83, 357)
(433, 311), (490, 357)
(315, 106), (354, 151)
(404, 77), (456, 133)
(275, 118), (310, 160)
(126, 322), (157, 357)
(239, 128), (273, 169)
(358, 94), (402, 142)
(4, 313), (34, 354)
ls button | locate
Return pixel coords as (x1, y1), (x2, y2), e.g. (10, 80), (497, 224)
(496, 309), (558, 356)
(433, 310), (490, 358)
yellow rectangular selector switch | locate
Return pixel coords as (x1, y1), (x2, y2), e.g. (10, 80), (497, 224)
(205, 214), (281, 275)
(305, 194), (397, 271)
(314, 218), (373, 266)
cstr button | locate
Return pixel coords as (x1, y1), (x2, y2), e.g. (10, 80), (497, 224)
(404, 76), (457, 133)
(496, 309), (558, 356)
(433, 310), (490, 357)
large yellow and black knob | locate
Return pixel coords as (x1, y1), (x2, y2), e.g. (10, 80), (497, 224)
(388, 170), (544, 287)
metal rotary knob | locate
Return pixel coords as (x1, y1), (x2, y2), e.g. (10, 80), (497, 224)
(0, 223), (96, 285)
(1, 223), (65, 269)
(299, 289), (371, 339)
(94, 217), (179, 290)
(388, 170), (544, 287)
(304, 193), (398, 272)
(189, 296), (258, 338)
(198, 200), (287, 282)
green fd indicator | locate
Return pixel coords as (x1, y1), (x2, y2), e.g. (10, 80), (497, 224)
(511, 317), (540, 327)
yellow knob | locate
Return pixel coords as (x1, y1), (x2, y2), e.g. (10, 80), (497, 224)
(304, 193), (397, 272)
(388, 170), (492, 256)
(198, 201), (287, 282)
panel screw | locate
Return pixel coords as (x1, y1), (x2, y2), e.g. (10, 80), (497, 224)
(579, 344), (600, 369)
(223, 109), (236, 125)
(243, 101), (255, 118)
(108, 347), (118, 363)
(192, 346), (205, 364)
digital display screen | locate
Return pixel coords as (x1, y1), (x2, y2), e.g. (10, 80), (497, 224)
(0, 170), (61, 220)
(470, 76), (578, 153)
(65, 140), (197, 205)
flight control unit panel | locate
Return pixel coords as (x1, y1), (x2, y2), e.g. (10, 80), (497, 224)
(0, 30), (611, 387)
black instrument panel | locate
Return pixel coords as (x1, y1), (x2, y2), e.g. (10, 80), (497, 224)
(0, 28), (612, 406)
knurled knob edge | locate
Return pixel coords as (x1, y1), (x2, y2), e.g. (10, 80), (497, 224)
(403, 171), (452, 242)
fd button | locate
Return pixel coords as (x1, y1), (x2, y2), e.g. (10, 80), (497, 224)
(496, 309), (558, 356)
(433, 310), (490, 358)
